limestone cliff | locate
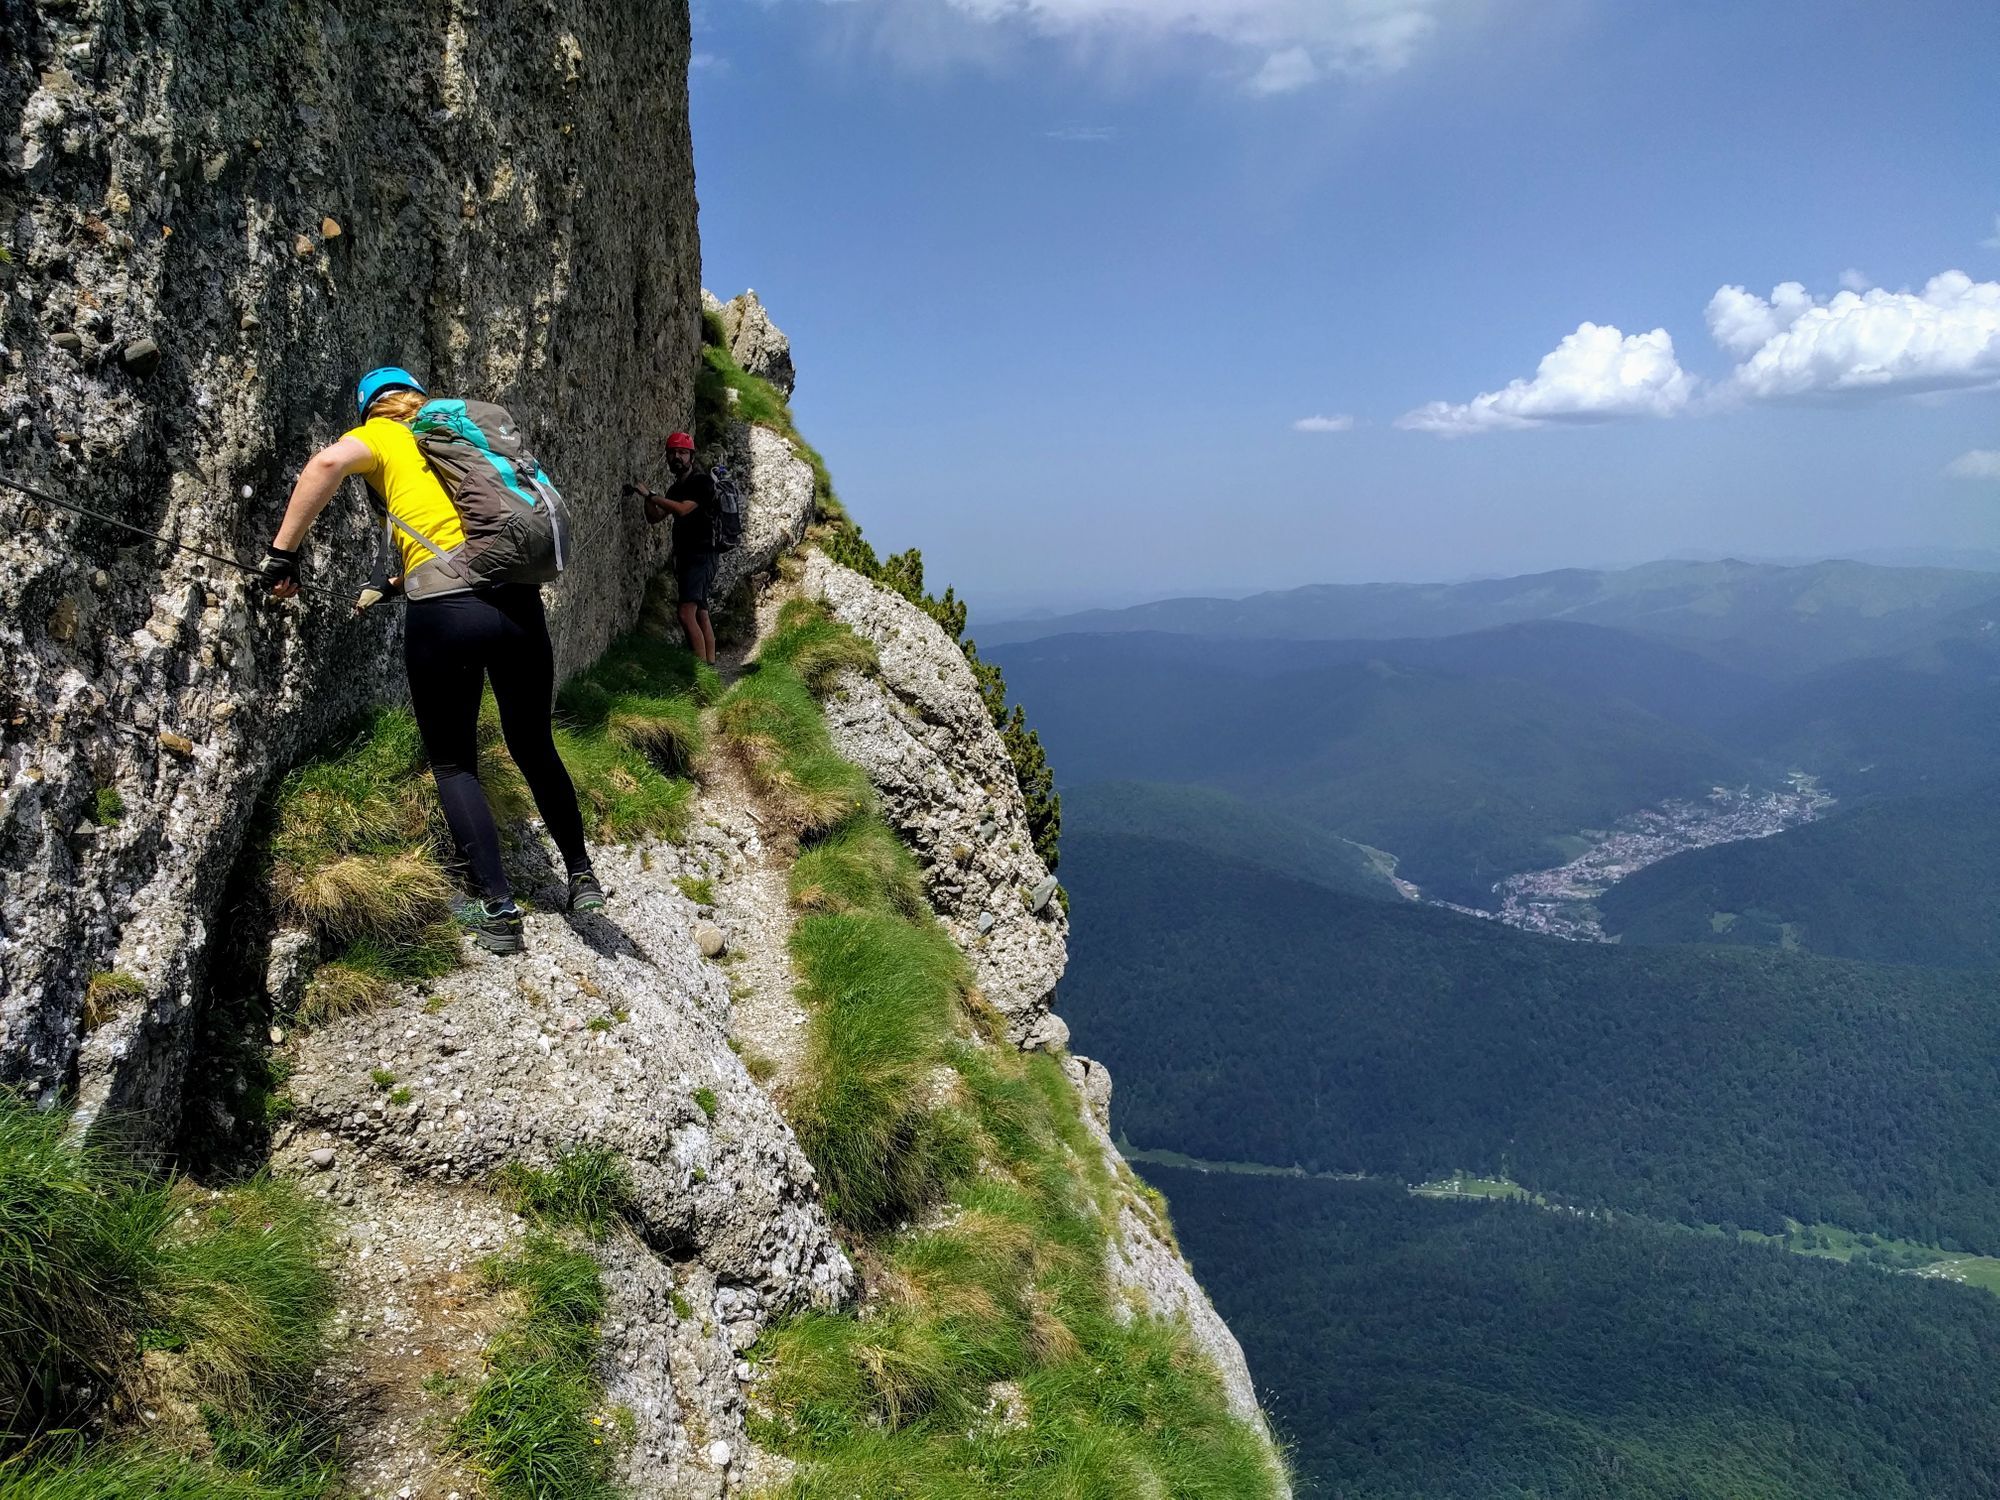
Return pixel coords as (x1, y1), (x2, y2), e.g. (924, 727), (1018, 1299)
(1, 0), (701, 1124)
(0, 5), (1289, 1489)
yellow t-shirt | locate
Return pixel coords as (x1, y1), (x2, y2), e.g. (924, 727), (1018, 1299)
(346, 416), (466, 581)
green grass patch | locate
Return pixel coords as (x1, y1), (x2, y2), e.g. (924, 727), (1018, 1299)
(87, 787), (124, 827)
(0, 1442), (333, 1499)
(451, 1232), (617, 1500)
(790, 816), (928, 920)
(268, 708), (458, 998)
(693, 1088), (719, 1121)
(558, 636), (715, 779)
(757, 1046), (1277, 1497)
(299, 923), (460, 1026)
(717, 664), (874, 839)
(788, 909), (978, 1230)
(759, 598), (879, 694)
(493, 1148), (636, 1241)
(551, 726), (693, 843)
(740, 662), (1274, 1494)
(674, 875), (716, 906)
(0, 1095), (333, 1483)
(550, 634), (710, 844)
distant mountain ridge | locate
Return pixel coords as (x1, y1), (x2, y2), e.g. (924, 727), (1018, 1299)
(980, 558), (2000, 675)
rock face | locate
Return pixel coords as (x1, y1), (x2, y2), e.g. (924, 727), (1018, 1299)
(0, 1), (702, 1123)
(279, 836), (850, 1498)
(800, 551), (1072, 1050)
(1065, 1056), (1279, 1450)
(705, 288), (796, 396)
(796, 552), (1285, 1487)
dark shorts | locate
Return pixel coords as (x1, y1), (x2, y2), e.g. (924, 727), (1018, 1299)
(675, 551), (718, 609)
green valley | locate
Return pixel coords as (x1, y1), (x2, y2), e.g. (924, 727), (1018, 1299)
(1152, 1167), (2000, 1500)
(1059, 832), (2000, 1249)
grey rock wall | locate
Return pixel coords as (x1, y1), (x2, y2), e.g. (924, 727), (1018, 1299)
(800, 550), (1071, 1050)
(0, 0), (701, 1128)
(704, 287), (794, 396)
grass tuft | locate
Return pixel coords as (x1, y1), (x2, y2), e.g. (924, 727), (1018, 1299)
(279, 849), (453, 945)
(493, 1148), (636, 1241)
(451, 1233), (616, 1500)
(717, 667), (874, 839)
(791, 817), (928, 921)
(675, 875), (716, 906)
(81, 971), (144, 1031)
(559, 637), (713, 765)
(0, 1094), (334, 1486)
(759, 599), (879, 694)
(553, 728), (694, 843)
(298, 924), (461, 1028)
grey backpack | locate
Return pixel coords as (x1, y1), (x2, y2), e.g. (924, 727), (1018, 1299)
(381, 399), (570, 600)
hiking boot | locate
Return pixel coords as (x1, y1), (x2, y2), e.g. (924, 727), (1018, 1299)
(456, 898), (525, 955)
(567, 869), (607, 913)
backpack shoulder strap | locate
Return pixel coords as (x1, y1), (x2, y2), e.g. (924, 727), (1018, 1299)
(357, 473), (463, 577)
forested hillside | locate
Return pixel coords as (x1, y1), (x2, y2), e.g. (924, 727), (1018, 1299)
(995, 635), (1750, 904)
(1600, 784), (2000, 965)
(1064, 834), (2000, 1247)
(1063, 781), (1401, 900)
(1156, 1168), (2000, 1500)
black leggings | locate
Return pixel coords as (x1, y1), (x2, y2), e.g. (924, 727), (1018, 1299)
(404, 584), (590, 902)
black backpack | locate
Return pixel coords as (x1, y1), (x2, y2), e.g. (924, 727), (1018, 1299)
(709, 463), (744, 552)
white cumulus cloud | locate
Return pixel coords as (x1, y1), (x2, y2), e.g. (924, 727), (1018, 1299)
(1248, 45), (1320, 94)
(1946, 449), (2000, 481)
(1396, 322), (1695, 436)
(929, 0), (1468, 86)
(1293, 413), (1355, 432)
(1710, 272), (2000, 401)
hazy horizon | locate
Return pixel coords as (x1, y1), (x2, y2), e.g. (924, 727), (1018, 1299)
(970, 544), (2000, 624)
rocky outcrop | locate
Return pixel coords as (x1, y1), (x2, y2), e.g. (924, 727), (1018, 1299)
(704, 288), (796, 396)
(799, 550), (1072, 1050)
(1066, 1055), (1283, 1467)
(797, 546), (1286, 1487)
(0, 1), (701, 1124)
(279, 835), (849, 1498)
(712, 424), (815, 605)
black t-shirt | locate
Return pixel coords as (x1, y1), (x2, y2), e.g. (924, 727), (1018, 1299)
(667, 468), (716, 557)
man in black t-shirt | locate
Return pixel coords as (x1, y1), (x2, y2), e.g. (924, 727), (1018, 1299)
(639, 431), (718, 664)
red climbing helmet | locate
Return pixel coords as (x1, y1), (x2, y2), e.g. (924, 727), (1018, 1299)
(667, 431), (695, 452)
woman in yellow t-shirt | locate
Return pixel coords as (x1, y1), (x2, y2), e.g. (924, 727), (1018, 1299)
(260, 367), (603, 953)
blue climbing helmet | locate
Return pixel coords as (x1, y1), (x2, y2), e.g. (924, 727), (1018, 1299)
(354, 365), (427, 417)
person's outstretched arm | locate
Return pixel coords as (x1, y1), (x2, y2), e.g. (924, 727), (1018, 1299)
(264, 434), (375, 598)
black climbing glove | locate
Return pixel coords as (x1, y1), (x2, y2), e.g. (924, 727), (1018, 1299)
(259, 543), (300, 591)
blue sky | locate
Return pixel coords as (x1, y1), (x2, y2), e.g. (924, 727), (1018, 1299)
(692, 0), (2000, 615)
